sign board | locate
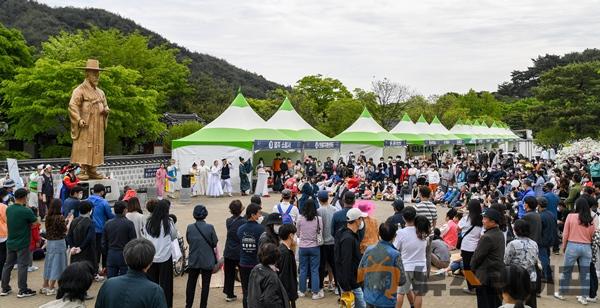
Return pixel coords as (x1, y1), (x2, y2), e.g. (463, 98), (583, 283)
(6, 158), (24, 188)
(303, 141), (340, 149)
(144, 167), (159, 178)
(253, 140), (303, 151)
(384, 140), (407, 147)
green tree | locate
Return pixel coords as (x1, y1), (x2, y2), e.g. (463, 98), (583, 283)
(0, 23), (33, 81)
(320, 98), (363, 136)
(530, 61), (600, 145)
(247, 98), (280, 120)
(40, 28), (191, 111)
(0, 58), (164, 155)
(162, 121), (203, 152)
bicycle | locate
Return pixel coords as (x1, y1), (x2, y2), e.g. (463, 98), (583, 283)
(173, 236), (188, 277)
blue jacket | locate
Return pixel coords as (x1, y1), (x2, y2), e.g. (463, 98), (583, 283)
(358, 241), (406, 307)
(237, 221), (265, 267)
(88, 194), (115, 234)
(517, 188), (535, 219)
(95, 269), (167, 308)
(544, 192), (559, 219)
(62, 197), (80, 218)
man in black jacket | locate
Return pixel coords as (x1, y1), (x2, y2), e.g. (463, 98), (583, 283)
(334, 208), (367, 308)
(102, 201), (136, 278)
(277, 224), (298, 308)
(471, 208), (505, 308)
(538, 196), (557, 283)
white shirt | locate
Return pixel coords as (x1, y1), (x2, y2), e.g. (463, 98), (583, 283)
(143, 222), (173, 263)
(427, 170), (440, 184)
(272, 202), (299, 223)
(393, 226), (427, 272)
(457, 216), (483, 252)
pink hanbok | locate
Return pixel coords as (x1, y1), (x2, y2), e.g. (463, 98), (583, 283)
(155, 167), (167, 199)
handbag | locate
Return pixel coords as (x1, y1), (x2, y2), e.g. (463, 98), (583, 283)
(194, 223), (223, 274)
(456, 225), (475, 250)
(316, 216), (324, 246)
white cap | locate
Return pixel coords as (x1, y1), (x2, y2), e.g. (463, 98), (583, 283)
(45, 164), (52, 169)
(37, 164), (44, 170)
(510, 179), (520, 188)
(346, 208), (368, 222)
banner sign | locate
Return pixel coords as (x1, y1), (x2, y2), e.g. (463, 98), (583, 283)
(254, 140), (303, 151)
(303, 141), (340, 149)
(144, 167), (159, 178)
(384, 140), (407, 147)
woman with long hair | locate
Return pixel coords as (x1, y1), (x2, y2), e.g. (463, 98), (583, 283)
(41, 199), (68, 296)
(143, 199), (176, 307)
(498, 265), (533, 308)
(125, 197), (145, 238)
(296, 199), (324, 300)
(555, 198), (596, 304)
(458, 198), (483, 294)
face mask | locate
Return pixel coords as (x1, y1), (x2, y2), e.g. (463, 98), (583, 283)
(273, 225), (281, 234)
(359, 220), (365, 230)
(257, 216), (264, 224)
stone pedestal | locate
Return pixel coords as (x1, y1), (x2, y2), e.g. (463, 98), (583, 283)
(179, 187), (191, 204)
(80, 178), (120, 202)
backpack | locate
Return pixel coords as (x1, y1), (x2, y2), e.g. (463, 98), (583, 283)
(278, 203), (294, 225)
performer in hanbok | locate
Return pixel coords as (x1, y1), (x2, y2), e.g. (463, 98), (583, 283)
(155, 163), (167, 200)
(221, 158), (233, 197)
(189, 162), (200, 196)
(197, 160), (209, 196)
(207, 160), (223, 197)
(254, 158), (270, 197)
(59, 164), (80, 202)
(239, 157), (252, 196)
(166, 159), (178, 198)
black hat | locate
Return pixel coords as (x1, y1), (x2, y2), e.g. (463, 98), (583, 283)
(391, 199), (405, 211)
(264, 212), (282, 226)
(193, 204), (208, 220)
(482, 208), (502, 224)
(14, 188), (28, 199)
(343, 191), (355, 204)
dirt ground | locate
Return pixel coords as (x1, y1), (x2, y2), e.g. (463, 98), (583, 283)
(0, 194), (586, 307)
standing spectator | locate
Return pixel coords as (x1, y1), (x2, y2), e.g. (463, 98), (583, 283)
(247, 243), (290, 308)
(358, 222), (406, 308)
(357, 200), (378, 254)
(125, 197), (145, 238)
(458, 199), (483, 294)
(522, 196), (542, 245)
(431, 228), (451, 269)
(297, 199), (324, 300)
(102, 201), (136, 278)
(565, 173), (582, 211)
(278, 224), (298, 308)
(88, 184), (114, 280)
(237, 203), (265, 308)
(0, 189), (7, 277)
(39, 262), (93, 308)
(223, 200), (245, 303)
(471, 208), (506, 308)
(555, 198), (596, 304)
(258, 213), (282, 248)
(61, 185), (83, 218)
(394, 208), (430, 308)
(335, 208), (367, 308)
(272, 189), (299, 224)
(517, 179), (535, 219)
(385, 199), (406, 229)
(143, 199), (175, 308)
(415, 186), (437, 227)
(40, 165), (54, 221)
(331, 191), (357, 237)
(498, 265), (533, 308)
(0, 188), (38, 297)
(185, 205), (218, 308)
(440, 208), (459, 250)
(543, 183), (559, 218)
(504, 219), (539, 308)
(537, 196), (557, 283)
(66, 201), (96, 274)
(41, 199), (68, 296)
(95, 238), (168, 308)
(591, 157), (600, 184)
(316, 190), (337, 292)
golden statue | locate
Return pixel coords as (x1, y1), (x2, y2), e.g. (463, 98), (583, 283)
(68, 59), (110, 180)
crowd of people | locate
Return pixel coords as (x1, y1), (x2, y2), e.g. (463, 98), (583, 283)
(0, 147), (599, 308)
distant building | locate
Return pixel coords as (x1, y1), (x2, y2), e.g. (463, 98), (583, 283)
(161, 113), (203, 127)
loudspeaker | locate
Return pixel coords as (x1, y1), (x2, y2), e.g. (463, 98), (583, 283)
(181, 175), (191, 188)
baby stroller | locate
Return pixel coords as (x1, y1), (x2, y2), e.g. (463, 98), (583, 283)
(173, 235), (188, 277)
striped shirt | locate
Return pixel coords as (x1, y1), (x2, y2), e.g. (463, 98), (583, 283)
(415, 201), (437, 225)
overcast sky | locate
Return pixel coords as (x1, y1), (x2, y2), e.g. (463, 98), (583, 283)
(40, 0), (600, 96)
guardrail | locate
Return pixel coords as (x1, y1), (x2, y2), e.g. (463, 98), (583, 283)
(0, 154), (172, 173)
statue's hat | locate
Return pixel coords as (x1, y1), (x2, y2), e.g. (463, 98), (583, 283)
(76, 59), (106, 71)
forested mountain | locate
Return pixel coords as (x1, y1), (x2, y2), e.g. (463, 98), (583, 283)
(0, 0), (283, 99)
